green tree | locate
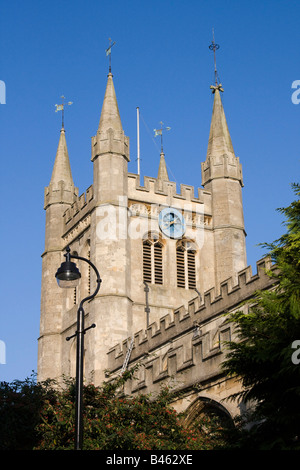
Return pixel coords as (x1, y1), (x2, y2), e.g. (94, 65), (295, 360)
(35, 370), (227, 450)
(222, 183), (300, 449)
(0, 369), (228, 450)
(0, 373), (56, 450)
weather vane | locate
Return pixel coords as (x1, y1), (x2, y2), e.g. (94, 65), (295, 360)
(105, 38), (116, 73)
(209, 29), (223, 93)
(55, 95), (73, 128)
(154, 121), (171, 153)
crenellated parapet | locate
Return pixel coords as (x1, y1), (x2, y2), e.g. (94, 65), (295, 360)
(128, 173), (210, 202)
(127, 173), (212, 219)
(62, 185), (95, 240)
(44, 180), (78, 209)
(91, 128), (130, 162)
(201, 154), (243, 187)
(107, 257), (277, 394)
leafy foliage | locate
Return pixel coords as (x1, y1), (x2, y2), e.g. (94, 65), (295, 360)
(222, 183), (300, 449)
(0, 369), (227, 450)
(35, 369), (227, 450)
(0, 373), (56, 450)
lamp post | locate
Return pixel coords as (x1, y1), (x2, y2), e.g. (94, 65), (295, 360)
(55, 246), (101, 450)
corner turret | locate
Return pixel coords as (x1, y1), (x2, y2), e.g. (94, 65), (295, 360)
(201, 84), (247, 287)
(39, 126), (78, 382)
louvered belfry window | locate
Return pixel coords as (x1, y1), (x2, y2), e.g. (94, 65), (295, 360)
(143, 240), (152, 283)
(154, 243), (163, 284)
(176, 244), (185, 288)
(143, 235), (163, 285)
(187, 250), (196, 289)
(176, 240), (196, 289)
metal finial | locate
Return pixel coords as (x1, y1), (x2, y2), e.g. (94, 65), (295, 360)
(209, 28), (220, 87)
(55, 95), (73, 128)
(105, 38), (116, 73)
(154, 121), (171, 153)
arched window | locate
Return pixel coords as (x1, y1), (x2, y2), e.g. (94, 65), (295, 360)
(182, 397), (234, 431)
(143, 233), (163, 285)
(176, 240), (196, 289)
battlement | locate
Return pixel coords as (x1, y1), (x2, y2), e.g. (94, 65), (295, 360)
(91, 128), (130, 162)
(201, 154), (243, 187)
(44, 180), (78, 209)
(63, 184), (94, 229)
(107, 257), (277, 378)
(127, 173), (211, 210)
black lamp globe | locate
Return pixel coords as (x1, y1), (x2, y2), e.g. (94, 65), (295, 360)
(55, 247), (81, 288)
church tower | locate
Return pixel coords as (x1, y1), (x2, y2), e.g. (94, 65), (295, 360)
(38, 126), (78, 380)
(38, 52), (247, 385)
(89, 71), (132, 384)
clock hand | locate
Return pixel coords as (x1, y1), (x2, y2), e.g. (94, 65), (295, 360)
(171, 219), (181, 226)
(163, 220), (174, 229)
(163, 218), (174, 227)
(163, 218), (181, 229)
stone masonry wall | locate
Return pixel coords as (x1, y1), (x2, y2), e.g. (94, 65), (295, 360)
(107, 257), (277, 412)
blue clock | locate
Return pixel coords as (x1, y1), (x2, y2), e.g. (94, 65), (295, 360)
(159, 207), (185, 239)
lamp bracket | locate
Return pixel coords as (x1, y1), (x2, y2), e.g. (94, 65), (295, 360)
(66, 323), (96, 341)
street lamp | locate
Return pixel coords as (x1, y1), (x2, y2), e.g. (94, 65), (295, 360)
(55, 246), (101, 450)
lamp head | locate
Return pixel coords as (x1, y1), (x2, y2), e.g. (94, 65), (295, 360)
(55, 248), (81, 288)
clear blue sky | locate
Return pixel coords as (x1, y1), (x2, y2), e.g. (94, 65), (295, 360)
(0, 0), (299, 383)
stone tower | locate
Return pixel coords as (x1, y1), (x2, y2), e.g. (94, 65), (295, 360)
(201, 84), (246, 287)
(38, 70), (247, 385)
(38, 127), (78, 380)
(89, 72), (132, 385)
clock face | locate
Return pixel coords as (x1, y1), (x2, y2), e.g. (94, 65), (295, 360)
(159, 208), (185, 239)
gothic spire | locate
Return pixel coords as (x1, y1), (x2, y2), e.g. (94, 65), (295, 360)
(202, 83), (243, 189)
(92, 70), (129, 164)
(206, 31), (234, 159)
(157, 151), (169, 181)
(50, 127), (74, 186)
(98, 72), (123, 134)
(154, 122), (170, 182)
(206, 86), (235, 160)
